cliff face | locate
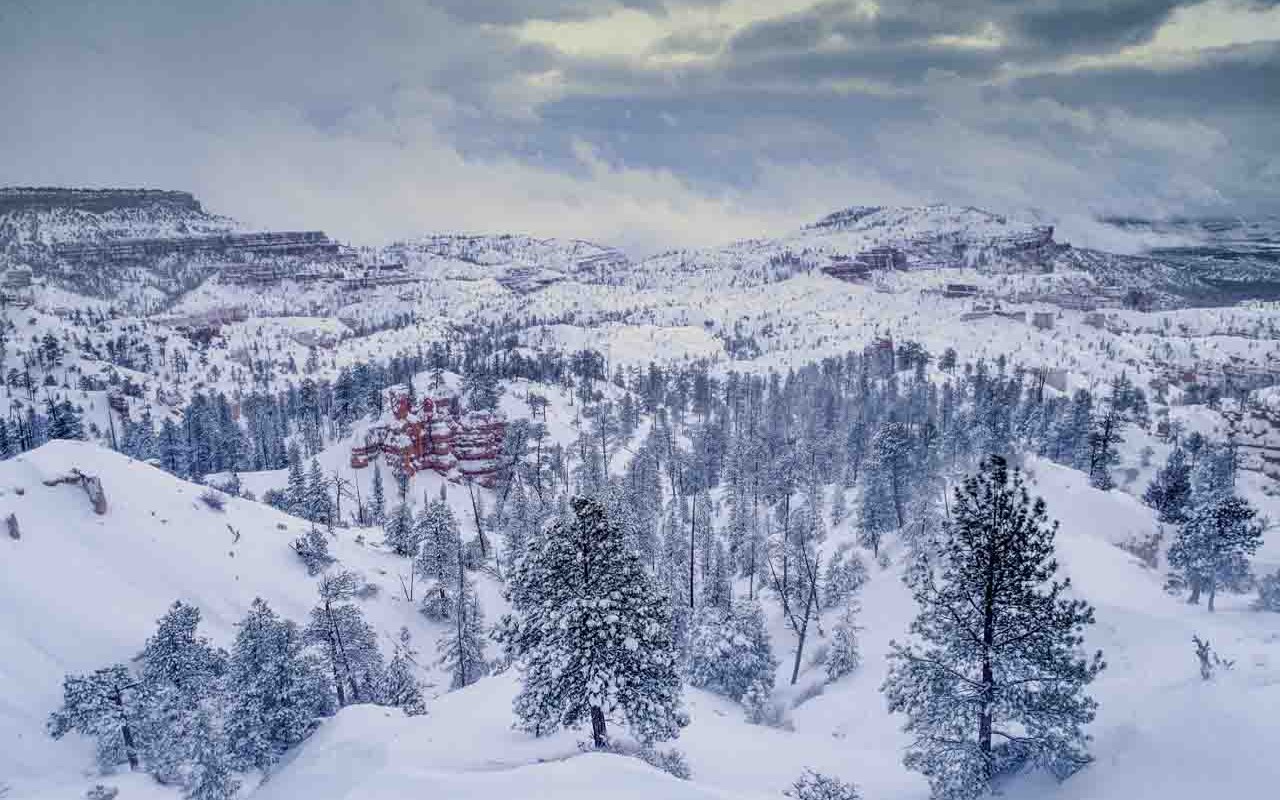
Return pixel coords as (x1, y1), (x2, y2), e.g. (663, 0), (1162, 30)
(0, 187), (203, 215)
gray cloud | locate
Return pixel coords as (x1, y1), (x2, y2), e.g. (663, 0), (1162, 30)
(1, 0), (1277, 252)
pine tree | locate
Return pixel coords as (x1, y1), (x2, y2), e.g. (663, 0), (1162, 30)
(379, 627), (427, 715)
(439, 590), (489, 690)
(182, 711), (239, 800)
(305, 458), (333, 528)
(822, 548), (868, 611)
(1143, 447), (1192, 523)
(304, 571), (384, 706)
(159, 416), (189, 477)
(384, 500), (417, 557)
(686, 601), (777, 702)
(48, 665), (142, 771)
(884, 456), (1104, 800)
(225, 599), (334, 771)
(496, 497), (685, 748)
(415, 496), (462, 620)
(135, 602), (227, 782)
(1086, 409), (1123, 490)
(291, 527), (335, 575)
(286, 444), (307, 516)
(825, 601), (862, 682)
(1168, 494), (1263, 611)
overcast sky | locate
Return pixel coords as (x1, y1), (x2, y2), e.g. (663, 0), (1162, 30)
(2, 0), (1277, 252)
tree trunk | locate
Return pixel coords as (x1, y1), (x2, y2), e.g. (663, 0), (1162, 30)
(789, 572), (818, 685)
(590, 705), (608, 749)
(112, 687), (139, 771)
(1207, 577), (1217, 612)
(688, 499), (696, 608)
(1188, 576), (1202, 605)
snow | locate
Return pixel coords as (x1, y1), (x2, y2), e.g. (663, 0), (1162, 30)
(5, 434), (1280, 800)
(5, 197), (1280, 800)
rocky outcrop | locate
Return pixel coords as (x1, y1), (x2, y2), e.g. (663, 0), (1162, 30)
(0, 187), (202, 215)
(350, 389), (505, 487)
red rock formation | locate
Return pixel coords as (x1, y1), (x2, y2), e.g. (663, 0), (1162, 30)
(350, 389), (505, 487)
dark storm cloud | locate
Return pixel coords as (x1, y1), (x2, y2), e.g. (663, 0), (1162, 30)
(1011, 40), (1280, 114)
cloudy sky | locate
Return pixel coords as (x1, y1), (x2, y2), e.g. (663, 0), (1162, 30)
(2, 0), (1277, 252)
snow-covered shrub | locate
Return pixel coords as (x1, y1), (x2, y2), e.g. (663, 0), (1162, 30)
(1253, 569), (1280, 612)
(686, 601), (777, 702)
(785, 768), (861, 800)
(198, 489), (226, 511)
(291, 528), (335, 576)
(638, 745), (692, 780)
(743, 679), (790, 729)
(1118, 531), (1162, 570)
(85, 786), (118, 800)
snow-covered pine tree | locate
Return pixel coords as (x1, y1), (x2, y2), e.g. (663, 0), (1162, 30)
(822, 547), (867, 611)
(181, 710), (239, 800)
(1086, 408), (1123, 490)
(1144, 447), (1193, 524)
(285, 443), (307, 516)
(439, 591), (489, 690)
(225, 598), (334, 771)
(291, 527), (335, 575)
(884, 456), (1104, 800)
(379, 627), (427, 715)
(824, 600), (861, 682)
(48, 664), (142, 771)
(384, 500), (417, 557)
(304, 570), (384, 706)
(1168, 494), (1263, 611)
(305, 458), (333, 528)
(686, 600), (777, 702)
(415, 495), (462, 619)
(496, 496), (685, 748)
(134, 602), (227, 782)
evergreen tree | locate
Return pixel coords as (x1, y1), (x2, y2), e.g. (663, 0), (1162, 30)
(1086, 409), (1123, 490)
(439, 591), (489, 690)
(825, 601), (862, 682)
(686, 601), (777, 703)
(291, 527), (335, 576)
(159, 417), (189, 477)
(415, 496), (462, 620)
(884, 456), (1104, 800)
(379, 627), (427, 715)
(225, 599), (335, 771)
(384, 500), (417, 557)
(1168, 494), (1264, 611)
(1143, 447), (1193, 524)
(304, 570), (384, 706)
(496, 497), (685, 748)
(48, 665), (142, 771)
(822, 548), (868, 611)
(285, 444), (307, 516)
(135, 602), (227, 782)
(305, 458), (333, 528)
(182, 711), (239, 800)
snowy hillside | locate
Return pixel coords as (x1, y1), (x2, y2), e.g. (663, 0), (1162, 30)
(4, 438), (1279, 800)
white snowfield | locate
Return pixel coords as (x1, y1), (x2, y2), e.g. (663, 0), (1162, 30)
(3, 437), (1278, 800)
